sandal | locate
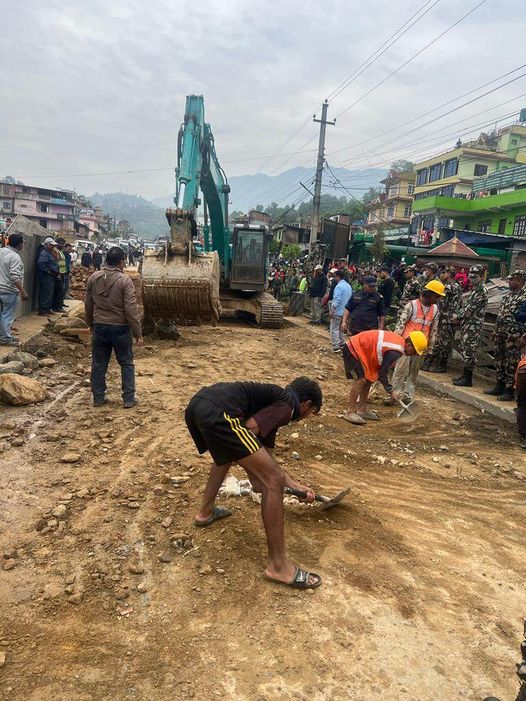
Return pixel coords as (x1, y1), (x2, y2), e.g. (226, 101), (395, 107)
(265, 566), (322, 590)
(358, 410), (380, 421)
(194, 506), (232, 527)
(342, 412), (366, 426)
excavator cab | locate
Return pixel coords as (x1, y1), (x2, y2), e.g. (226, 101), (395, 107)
(229, 224), (272, 291)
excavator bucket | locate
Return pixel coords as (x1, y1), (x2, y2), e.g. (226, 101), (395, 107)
(142, 249), (221, 325)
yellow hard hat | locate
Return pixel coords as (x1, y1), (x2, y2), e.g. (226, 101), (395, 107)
(408, 331), (428, 355)
(424, 280), (446, 296)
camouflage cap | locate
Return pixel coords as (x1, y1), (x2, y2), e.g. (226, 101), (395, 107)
(444, 265), (456, 275)
(425, 262), (438, 271)
(507, 269), (526, 281)
(469, 265), (484, 275)
(405, 264), (417, 272)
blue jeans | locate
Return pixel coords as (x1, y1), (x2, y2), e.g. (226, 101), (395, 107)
(91, 324), (135, 402)
(38, 273), (55, 313)
(0, 291), (19, 342)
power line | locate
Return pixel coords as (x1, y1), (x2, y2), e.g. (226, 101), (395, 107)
(334, 0), (488, 120)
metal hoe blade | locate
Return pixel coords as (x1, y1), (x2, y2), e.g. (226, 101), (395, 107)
(396, 399), (419, 423)
(318, 487), (352, 511)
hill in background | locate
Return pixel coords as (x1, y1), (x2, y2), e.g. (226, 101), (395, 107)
(90, 192), (167, 239)
(152, 165), (386, 213)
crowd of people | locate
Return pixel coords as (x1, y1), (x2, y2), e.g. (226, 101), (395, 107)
(267, 255), (526, 446)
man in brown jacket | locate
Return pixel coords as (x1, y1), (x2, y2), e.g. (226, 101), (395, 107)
(85, 246), (143, 408)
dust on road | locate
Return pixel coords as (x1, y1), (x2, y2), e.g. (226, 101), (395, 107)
(1, 319), (525, 701)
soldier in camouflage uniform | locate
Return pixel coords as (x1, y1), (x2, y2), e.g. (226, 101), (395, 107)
(483, 269), (526, 401)
(417, 261), (439, 287)
(424, 265), (463, 372)
(452, 265), (489, 387)
(396, 265), (421, 323)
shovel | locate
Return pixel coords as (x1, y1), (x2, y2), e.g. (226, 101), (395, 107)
(396, 398), (419, 423)
(284, 486), (351, 510)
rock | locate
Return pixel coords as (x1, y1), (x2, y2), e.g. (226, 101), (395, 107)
(198, 565), (212, 575)
(0, 374), (49, 406)
(158, 552), (172, 563)
(513, 470), (524, 481)
(0, 651), (5, 668)
(3, 548), (17, 560)
(315, 454), (323, 461)
(170, 476), (190, 485)
(161, 517), (172, 529)
(0, 361), (25, 376)
(3, 351), (39, 370)
(128, 563), (145, 575)
(11, 437), (24, 447)
(153, 485), (164, 496)
(137, 582), (148, 593)
(3, 560), (15, 571)
(38, 357), (57, 368)
(65, 574), (76, 585)
(52, 504), (67, 519)
(432, 457), (439, 463)
(64, 584), (75, 595)
(67, 593), (83, 605)
(114, 589), (129, 601)
(60, 452), (81, 464)
(291, 451), (300, 460)
(127, 501), (140, 509)
(0, 421), (16, 430)
(53, 316), (88, 331)
(290, 432), (299, 439)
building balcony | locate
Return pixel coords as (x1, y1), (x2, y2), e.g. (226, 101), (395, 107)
(412, 189), (526, 217)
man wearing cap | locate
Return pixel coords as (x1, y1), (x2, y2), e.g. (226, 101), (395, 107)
(417, 262), (438, 286)
(396, 265), (421, 323)
(425, 266), (463, 373)
(341, 328), (428, 424)
(308, 265), (327, 325)
(341, 275), (385, 337)
(52, 237), (68, 313)
(329, 269), (352, 352)
(391, 283), (443, 402)
(452, 265), (489, 387)
(37, 236), (60, 316)
(483, 270), (526, 400)
(0, 233), (28, 347)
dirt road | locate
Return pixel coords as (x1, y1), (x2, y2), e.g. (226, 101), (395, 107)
(1, 319), (525, 700)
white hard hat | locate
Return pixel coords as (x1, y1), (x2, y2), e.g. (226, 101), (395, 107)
(44, 236), (58, 245)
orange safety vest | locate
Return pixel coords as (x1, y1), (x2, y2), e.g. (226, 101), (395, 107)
(402, 299), (438, 340)
(515, 356), (526, 388)
(348, 330), (406, 383)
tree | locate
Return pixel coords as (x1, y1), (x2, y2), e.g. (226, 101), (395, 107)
(362, 187), (384, 205)
(255, 204), (264, 212)
(390, 159), (415, 173)
(269, 238), (280, 254)
(370, 225), (388, 264)
(281, 243), (301, 260)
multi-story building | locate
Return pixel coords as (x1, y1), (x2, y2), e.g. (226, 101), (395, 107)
(412, 117), (526, 242)
(365, 170), (415, 239)
(0, 181), (76, 233)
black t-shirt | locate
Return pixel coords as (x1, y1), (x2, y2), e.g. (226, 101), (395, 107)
(196, 382), (298, 448)
(378, 277), (396, 307)
(345, 291), (386, 334)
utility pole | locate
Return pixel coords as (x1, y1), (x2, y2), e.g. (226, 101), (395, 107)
(310, 100), (335, 246)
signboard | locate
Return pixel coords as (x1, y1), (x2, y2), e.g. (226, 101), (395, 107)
(473, 164), (526, 193)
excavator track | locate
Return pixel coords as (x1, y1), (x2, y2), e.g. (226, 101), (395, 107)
(254, 292), (284, 328)
(221, 290), (283, 328)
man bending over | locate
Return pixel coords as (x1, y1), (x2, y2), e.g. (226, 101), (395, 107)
(185, 377), (323, 590)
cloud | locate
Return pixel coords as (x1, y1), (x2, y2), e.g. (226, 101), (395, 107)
(1, 0), (525, 201)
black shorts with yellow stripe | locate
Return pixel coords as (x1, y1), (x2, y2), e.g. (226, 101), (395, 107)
(184, 396), (262, 466)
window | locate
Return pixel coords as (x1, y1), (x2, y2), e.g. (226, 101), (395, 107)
(388, 186), (399, 197)
(404, 205), (411, 217)
(39, 203), (49, 212)
(407, 184), (415, 195)
(514, 215), (526, 238)
(429, 163), (443, 182)
(2, 201), (11, 210)
(386, 206), (395, 219)
(443, 158), (458, 177)
(39, 219), (48, 228)
(416, 169), (428, 186)
(512, 138), (519, 145)
(474, 164), (488, 177)
(478, 220), (492, 233)
(438, 217), (449, 229)
(442, 185), (455, 197)
(498, 218), (507, 235)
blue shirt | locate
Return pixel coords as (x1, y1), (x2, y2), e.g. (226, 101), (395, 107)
(331, 279), (353, 316)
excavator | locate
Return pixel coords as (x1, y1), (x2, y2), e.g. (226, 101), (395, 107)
(141, 95), (283, 330)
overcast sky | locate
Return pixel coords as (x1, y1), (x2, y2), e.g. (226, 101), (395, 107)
(2, 0), (525, 201)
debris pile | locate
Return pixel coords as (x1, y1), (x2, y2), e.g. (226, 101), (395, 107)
(69, 266), (94, 299)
